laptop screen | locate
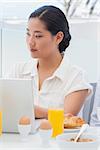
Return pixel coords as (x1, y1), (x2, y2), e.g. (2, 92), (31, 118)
(0, 78), (35, 133)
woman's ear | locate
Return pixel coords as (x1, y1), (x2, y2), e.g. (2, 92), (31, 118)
(55, 31), (64, 45)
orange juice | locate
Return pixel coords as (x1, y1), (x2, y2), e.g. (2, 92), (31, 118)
(0, 111), (2, 135)
(48, 109), (64, 137)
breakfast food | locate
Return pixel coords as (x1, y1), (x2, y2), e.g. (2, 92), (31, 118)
(40, 119), (52, 130)
(19, 116), (31, 125)
(64, 116), (85, 128)
(67, 138), (94, 142)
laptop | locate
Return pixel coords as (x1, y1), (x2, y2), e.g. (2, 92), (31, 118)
(0, 78), (36, 133)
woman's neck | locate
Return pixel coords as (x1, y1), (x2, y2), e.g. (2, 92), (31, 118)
(37, 52), (63, 71)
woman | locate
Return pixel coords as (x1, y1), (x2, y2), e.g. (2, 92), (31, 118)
(8, 5), (92, 118)
(90, 78), (100, 126)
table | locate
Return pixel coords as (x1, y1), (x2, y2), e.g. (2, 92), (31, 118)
(0, 127), (100, 150)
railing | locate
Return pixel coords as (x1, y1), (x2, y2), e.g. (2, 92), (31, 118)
(57, 0), (100, 18)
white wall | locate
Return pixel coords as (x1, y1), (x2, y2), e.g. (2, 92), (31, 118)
(97, 22), (100, 78)
(2, 26), (30, 76)
(0, 28), (2, 77)
(67, 20), (100, 82)
(1, 20), (100, 82)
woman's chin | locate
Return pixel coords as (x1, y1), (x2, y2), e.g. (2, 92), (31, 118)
(31, 53), (39, 59)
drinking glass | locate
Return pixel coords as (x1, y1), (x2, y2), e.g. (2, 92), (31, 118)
(48, 108), (64, 138)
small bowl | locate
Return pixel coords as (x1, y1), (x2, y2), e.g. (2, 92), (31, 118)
(56, 133), (99, 150)
(18, 124), (31, 138)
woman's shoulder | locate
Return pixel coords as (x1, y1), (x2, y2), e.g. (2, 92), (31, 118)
(66, 63), (87, 85)
(59, 54), (87, 82)
(63, 53), (85, 74)
(64, 57), (86, 77)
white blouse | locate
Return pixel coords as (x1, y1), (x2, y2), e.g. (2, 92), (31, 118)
(7, 54), (92, 109)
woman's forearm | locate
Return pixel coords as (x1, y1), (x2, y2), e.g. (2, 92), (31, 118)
(34, 105), (48, 119)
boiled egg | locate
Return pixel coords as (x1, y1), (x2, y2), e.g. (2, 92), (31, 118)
(40, 119), (52, 130)
(19, 116), (31, 125)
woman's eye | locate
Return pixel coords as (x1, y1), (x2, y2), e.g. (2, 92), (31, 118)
(35, 35), (43, 38)
(26, 32), (30, 36)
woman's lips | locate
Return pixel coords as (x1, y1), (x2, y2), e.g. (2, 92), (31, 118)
(30, 49), (38, 52)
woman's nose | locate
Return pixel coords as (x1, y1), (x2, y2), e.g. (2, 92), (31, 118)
(28, 36), (36, 47)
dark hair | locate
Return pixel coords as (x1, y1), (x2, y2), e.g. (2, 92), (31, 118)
(29, 5), (71, 53)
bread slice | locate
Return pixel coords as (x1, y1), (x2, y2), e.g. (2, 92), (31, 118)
(64, 116), (85, 129)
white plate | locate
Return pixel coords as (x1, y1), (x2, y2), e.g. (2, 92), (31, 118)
(64, 127), (80, 132)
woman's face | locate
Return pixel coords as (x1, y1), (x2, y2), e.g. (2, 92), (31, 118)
(26, 18), (59, 59)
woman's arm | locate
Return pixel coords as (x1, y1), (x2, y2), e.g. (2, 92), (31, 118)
(34, 89), (88, 118)
(64, 89), (88, 115)
(34, 105), (48, 119)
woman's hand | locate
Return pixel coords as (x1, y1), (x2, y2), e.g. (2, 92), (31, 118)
(34, 105), (48, 119)
(64, 113), (73, 117)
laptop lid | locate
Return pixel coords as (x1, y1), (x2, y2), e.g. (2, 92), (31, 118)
(0, 78), (35, 133)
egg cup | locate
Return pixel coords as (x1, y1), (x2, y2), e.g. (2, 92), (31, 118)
(18, 124), (31, 140)
(39, 128), (52, 144)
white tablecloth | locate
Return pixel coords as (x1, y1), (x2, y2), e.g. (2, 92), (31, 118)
(0, 127), (100, 150)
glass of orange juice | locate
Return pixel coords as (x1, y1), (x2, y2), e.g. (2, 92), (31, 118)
(48, 108), (64, 138)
